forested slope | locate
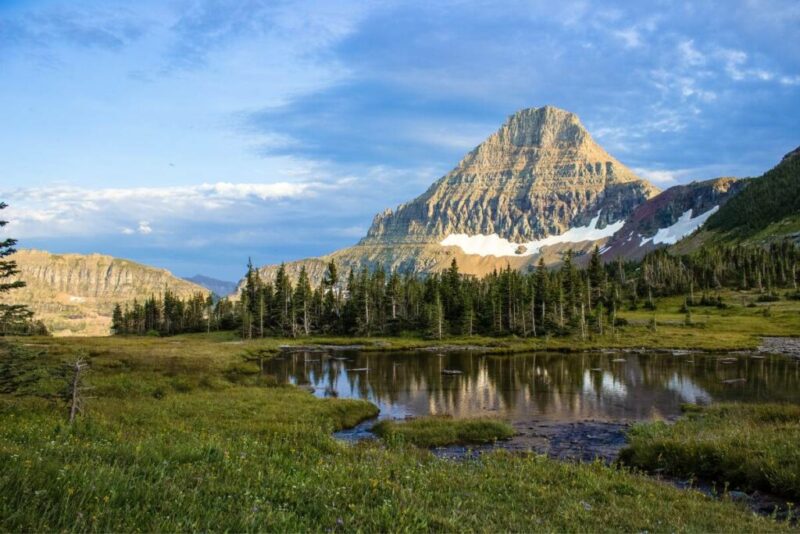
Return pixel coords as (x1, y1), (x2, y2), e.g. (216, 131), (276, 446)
(704, 146), (800, 238)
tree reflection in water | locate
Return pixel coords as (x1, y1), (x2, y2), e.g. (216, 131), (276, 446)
(266, 351), (800, 423)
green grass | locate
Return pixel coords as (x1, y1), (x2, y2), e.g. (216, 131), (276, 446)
(620, 403), (800, 500)
(373, 416), (515, 448)
(0, 333), (796, 531)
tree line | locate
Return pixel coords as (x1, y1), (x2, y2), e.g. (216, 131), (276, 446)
(111, 291), (221, 336)
(112, 241), (800, 338)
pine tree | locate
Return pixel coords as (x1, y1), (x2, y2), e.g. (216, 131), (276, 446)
(273, 263), (293, 336)
(294, 266), (313, 335)
(0, 202), (35, 334)
(588, 245), (605, 307)
(111, 304), (124, 334)
(322, 259), (340, 331)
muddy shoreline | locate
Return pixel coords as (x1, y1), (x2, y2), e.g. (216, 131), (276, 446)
(279, 335), (800, 357)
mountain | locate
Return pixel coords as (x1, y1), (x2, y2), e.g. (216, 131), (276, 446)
(185, 275), (237, 297)
(250, 106), (659, 286)
(702, 146), (800, 241)
(669, 146), (800, 254)
(601, 177), (747, 261)
(364, 106), (658, 245)
(6, 250), (209, 336)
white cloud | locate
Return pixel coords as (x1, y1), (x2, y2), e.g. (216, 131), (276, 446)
(633, 168), (683, 185)
(677, 40), (705, 66)
(137, 221), (153, 235)
(715, 47), (783, 83)
(2, 180), (336, 238)
(634, 163), (746, 186)
(613, 27), (642, 49)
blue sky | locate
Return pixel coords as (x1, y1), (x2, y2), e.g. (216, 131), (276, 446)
(1, 0), (798, 280)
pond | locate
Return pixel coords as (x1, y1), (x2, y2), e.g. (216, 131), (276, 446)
(265, 349), (800, 459)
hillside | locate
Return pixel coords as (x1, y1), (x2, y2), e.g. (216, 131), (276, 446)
(6, 250), (209, 336)
(703, 146), (800, 240)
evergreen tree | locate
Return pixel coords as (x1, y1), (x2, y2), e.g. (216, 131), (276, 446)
(111, 304), (124, 334)
(322, 259), (340, 331)
(0, 202), (38, 334)
(273, 263), (293, 336)
(294, 266), (313, 335)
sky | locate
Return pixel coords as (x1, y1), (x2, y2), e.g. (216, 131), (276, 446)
(0, 0), (798, 281)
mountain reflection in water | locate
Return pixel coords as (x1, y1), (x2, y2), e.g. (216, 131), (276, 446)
(265, 351), (800, 423)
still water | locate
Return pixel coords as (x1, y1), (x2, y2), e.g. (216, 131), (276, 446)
(265, 350), (800, 424)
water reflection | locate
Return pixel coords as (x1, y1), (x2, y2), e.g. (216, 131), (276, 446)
(266, 351), (800, 423)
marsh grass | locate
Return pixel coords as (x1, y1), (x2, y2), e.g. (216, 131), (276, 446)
(620, 403), (800, 500)
(0, 324), (797, 531)
(373, 416), (515, 448)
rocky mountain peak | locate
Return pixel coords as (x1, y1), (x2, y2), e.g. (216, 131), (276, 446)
(362, 105), (658, 245)
(491, 106), (586, 148)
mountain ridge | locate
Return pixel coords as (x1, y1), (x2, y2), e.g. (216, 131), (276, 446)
(7, 249), (209, 336)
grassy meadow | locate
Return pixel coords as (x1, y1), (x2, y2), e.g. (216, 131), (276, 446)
(1, 290), (799, 531)
(621, 403), (800, 501)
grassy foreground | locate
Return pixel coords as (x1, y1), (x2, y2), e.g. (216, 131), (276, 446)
(621, 403), (800, 501)
(373, 416), (515, 448)
(0, 335), (793, 532)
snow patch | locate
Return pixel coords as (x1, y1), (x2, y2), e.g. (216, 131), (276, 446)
(651, 206), (719, 245)
(440, 214), (624, 257)
(636, 206), (719, 247)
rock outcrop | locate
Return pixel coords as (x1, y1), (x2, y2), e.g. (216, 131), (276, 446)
(6, 250), (208, 336)
(601, 178), (746, 261)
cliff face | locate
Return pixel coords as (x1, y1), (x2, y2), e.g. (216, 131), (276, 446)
(601, 178), (746, 261)
(362, 106), (658, 245)
(6, 250), (209, 336)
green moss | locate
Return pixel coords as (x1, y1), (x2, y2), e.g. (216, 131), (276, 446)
(373, 416), (515, 447)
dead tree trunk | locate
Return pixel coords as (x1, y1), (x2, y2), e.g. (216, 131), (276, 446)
(68, 359), (90, 424)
